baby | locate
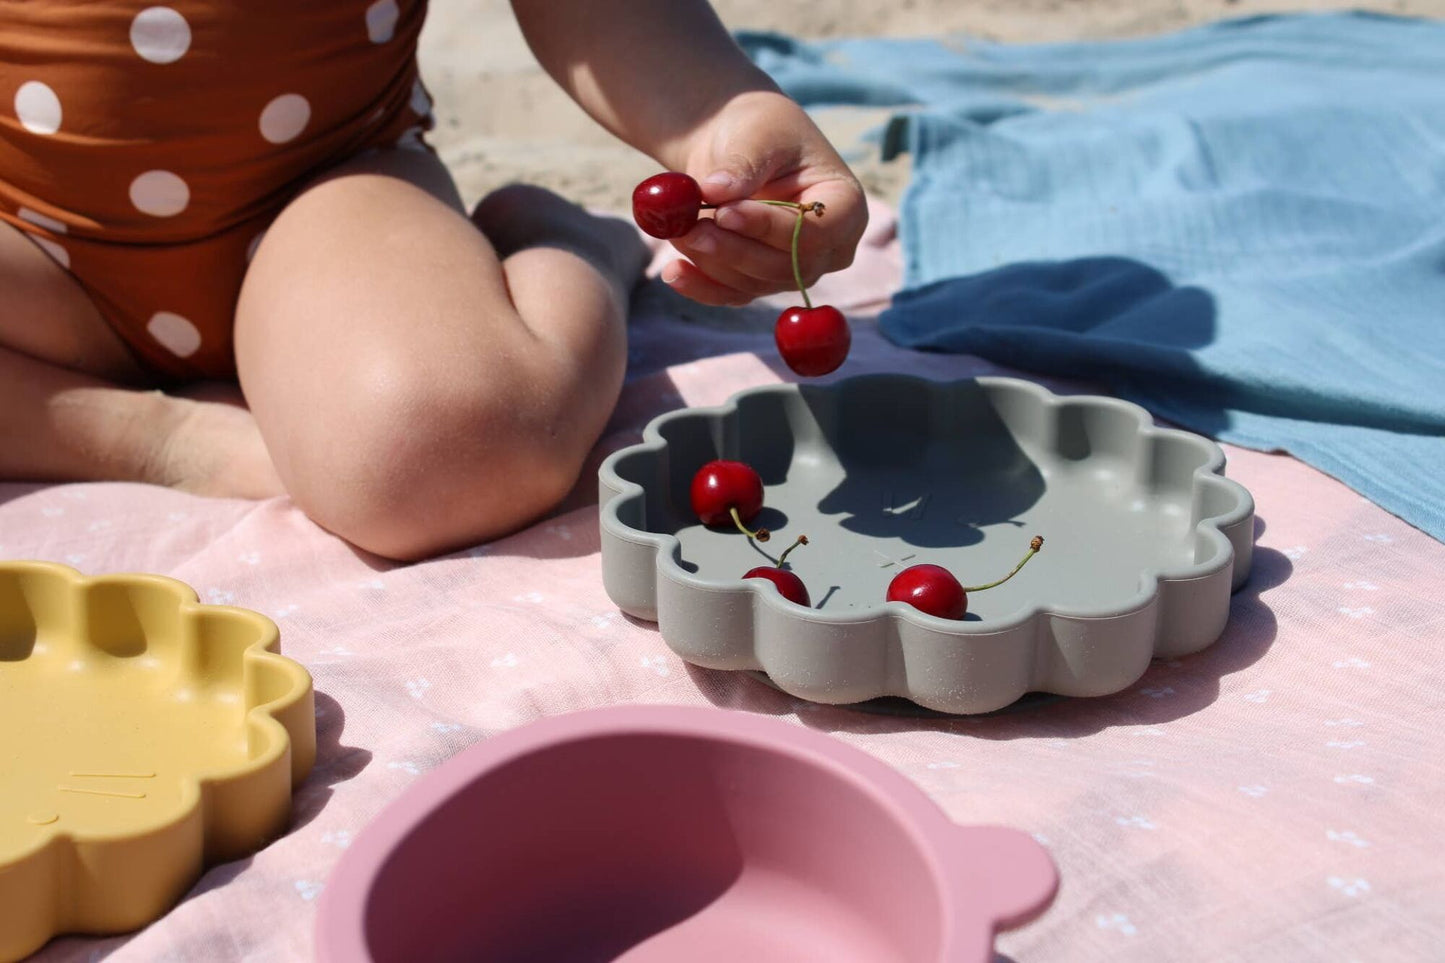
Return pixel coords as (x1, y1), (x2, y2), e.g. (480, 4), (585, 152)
(0, 0), (866, 560)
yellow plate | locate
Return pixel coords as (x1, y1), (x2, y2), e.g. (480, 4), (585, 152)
(0, 561), (315, 961)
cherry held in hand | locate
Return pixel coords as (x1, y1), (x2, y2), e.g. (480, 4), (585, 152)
(887, 536), (1045, 620)
(690, 459), (769, 541)
(775, 305), (851, 378)
(771, 200), (850, 377)
(632, 172), (705, 239)
(630, 171), (850, 376)
(743, 535), (811, 606)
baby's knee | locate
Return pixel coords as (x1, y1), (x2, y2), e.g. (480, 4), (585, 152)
(282, 363), (585, 560)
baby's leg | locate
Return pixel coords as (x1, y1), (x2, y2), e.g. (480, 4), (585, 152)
(0, 220), (282, 497)
(234, 149), (647, 561)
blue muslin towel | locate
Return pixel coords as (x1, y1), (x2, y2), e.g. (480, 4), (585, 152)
(738, 14), (1445, 541)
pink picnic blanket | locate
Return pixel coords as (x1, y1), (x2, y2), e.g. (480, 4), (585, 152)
(6, 200), (1443, 961)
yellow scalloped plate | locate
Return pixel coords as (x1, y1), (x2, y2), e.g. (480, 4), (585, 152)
(0, 561), (315, 961)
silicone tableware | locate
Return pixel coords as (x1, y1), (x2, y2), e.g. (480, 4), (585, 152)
(315, 705), (1057, 962)
(599, 375), (1255, 714)
(0, 561), (315, 962)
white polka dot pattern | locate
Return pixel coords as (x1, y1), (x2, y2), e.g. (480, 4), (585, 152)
(147, 311), (202, 356)
(14, 81), (62, 135)
(129, 170), (190, 217)
(366, 0), (400, 44)
(130, 7), (192, 64)
(259, 94), (311, 144)
(0, 0), (426, 378)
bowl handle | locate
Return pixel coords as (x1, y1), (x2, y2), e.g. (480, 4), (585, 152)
(939, 825), (1059, 956)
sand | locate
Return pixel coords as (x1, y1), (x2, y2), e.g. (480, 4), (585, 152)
(418, 0), (1445, 214)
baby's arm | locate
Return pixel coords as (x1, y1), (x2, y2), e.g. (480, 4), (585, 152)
(511, 0), (769, 165)
(511, 0), (866, 306)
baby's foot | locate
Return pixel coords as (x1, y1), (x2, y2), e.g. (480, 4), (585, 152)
(156, 389), (284, 499)
(471, 183), (651, 291)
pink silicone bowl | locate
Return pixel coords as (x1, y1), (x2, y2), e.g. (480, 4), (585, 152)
(315, 706), (1057, 963)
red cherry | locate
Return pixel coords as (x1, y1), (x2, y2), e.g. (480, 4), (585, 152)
(887, 564), (967, 620)
(743, 566), (811, 606)
(690, 459), (769, 540)
(632, 172), (704, 239)
(775, 305), (850, 377)
(886, 537), (1046, 621)
(742, 534), (811, 605)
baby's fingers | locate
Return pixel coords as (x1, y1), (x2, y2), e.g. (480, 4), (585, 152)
(660, 258), (760, 308)
(714, 189), (863, 280)
(672, 220), (806, 293)
(713, 200), (820, 258)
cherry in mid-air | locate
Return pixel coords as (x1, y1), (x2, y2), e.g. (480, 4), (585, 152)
(632, 171), (704, 239)
(743, 534), (811, 606)
(774, 305), (851, 377)
(768, 199), (850, 377)
(690, 459), (769, 541)
(887, 536), (1045, 620)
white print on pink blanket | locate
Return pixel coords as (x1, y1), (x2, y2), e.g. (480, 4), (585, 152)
(3, 200), (1443, 962)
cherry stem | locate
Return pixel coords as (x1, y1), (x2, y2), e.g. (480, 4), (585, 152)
(755, 200), (824, 310)
(756, 200), (826, 217)
(961, 535), (1045, 592)
(730, 505), (770, 542)
(789, 212), (811, 309)
(776, 534), (809, 567)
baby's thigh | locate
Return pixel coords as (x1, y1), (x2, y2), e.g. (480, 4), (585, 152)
(0, 220), (146, 383)
(233, 148), (569, 557)
(234, 147), (529, 453)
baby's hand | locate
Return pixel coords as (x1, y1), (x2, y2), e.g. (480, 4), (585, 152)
(662, 91), (867, 307)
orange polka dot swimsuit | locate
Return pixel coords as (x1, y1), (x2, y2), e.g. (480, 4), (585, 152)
(0, 1), (434, 379)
